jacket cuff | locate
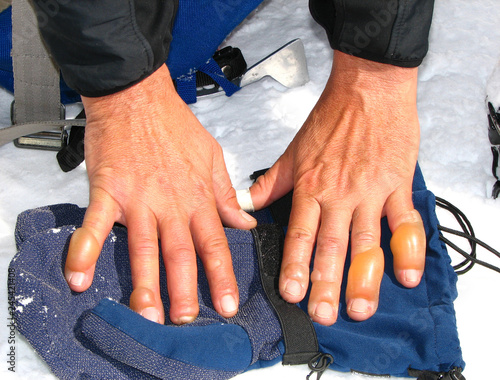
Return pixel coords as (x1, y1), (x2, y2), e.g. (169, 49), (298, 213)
(33, 0), (178, 97)
(309, 0), (435, 68)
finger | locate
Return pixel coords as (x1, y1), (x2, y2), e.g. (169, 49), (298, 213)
(345, 247), (384, 321)
(129, 287), (160, 321)
(307, 206), (351, 325)
(279, 193), (321, 304)
(345, 203), (384, 321)
(159, 213), (199, 325)
(248, 151), (294, 210)
(65, 190), (120, 292)
(385, 189), (426, 288)
(212, 148), (257, 229)
(126, 207), (164, 324)
(190, 203), (239, 319)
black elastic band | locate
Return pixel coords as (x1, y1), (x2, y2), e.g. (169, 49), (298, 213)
(408, 367), (465, 380)
(436, 196), (500, 275)
(251, 225), (322, 366)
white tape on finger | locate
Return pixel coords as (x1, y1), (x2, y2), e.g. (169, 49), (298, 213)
(236, 188), (255, 212)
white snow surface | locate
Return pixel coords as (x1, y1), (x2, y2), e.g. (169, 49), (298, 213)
(1, 0), (500, 379)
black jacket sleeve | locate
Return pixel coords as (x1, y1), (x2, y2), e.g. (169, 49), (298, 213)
(309, 0), (434, 67)
(32, 0), (178, 97)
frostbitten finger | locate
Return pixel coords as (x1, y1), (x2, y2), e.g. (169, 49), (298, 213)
(346, 247), (384, 321)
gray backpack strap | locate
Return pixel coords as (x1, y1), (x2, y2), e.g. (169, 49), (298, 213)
(0, 0), (85, 149)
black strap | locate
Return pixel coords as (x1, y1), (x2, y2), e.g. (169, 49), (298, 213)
(56, 110), (86, 172)
(408, 367), (465, 380)
(251, 225), (324, 366)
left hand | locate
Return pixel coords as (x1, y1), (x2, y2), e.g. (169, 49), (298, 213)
(249, 51), (425, 325)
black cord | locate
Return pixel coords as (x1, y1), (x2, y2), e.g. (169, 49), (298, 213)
(435, 196), (500, 275)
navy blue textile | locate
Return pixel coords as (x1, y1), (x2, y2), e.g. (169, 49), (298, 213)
(9, 165), (464, 379)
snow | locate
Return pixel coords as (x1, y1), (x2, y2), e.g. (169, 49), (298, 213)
(1, 0), (499, 379)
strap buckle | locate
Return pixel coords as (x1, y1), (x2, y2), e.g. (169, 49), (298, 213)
(10, 101), (69, 151)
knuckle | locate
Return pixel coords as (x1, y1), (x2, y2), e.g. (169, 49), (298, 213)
(165, 244), (195, 265)
(352, 230), (378, 246)
(316, 235), (347, 255)
(132, 239), (158, 257)
(287, 226), (316, 245)
(198, 235), (228, 256)
(398, 208), (422, 224)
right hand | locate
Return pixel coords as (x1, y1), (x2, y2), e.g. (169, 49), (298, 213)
(64, 64), (257, 325)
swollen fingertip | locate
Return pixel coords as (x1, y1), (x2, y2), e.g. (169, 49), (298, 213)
(283, 279), (303, 299)
(314, 302), (334, 320)
(140, 307), (161, 324)
(65, 270), (88, 290)
(399, 269), (422, 288)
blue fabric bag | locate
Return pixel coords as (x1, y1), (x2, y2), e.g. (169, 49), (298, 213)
(9, 165), (465, 379)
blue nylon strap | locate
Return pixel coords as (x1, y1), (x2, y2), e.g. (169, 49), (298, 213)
(175, 73), (197, 104)
(175, 57), (241, 104)
(197, 57), (240, 97)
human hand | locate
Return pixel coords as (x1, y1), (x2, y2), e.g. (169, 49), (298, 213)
(64, 64), (257, 325)
(249, 51), (425, 325)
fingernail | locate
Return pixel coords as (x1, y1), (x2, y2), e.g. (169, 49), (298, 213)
(239, 209), (256, 223)
(404, 269), (421, 283)
(67, 271), (85, 287)
(314, 302), (334, 319)
(236, 189), (255, 212)
(141, 307), (160, 323)
(284, 280), (302, 297)
(221, 294), (238, 315)
(178, 315), (196, 325)
(349, 298), (371, 314)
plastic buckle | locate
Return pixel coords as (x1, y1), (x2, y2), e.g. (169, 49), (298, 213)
(10, 101), (68, 151)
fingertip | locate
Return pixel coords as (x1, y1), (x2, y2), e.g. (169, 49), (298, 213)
(347, 298), (378, 321)
(307, 279), (340, 326)
(310, 301), (338, 326)
(130, 287), (166, 324)
(65, 227), (101, 291)
(168, 295), (199, 325)
(218, 190), (257, 230)
(345, 247), (384, 321)
(65, 268), (94, 292)
(281, 278), (306, 303)
(238, 209), (258, 228)
(396, 268), (423, 288)
(390, 218), (426, 288)
(219, 293), (239, 318)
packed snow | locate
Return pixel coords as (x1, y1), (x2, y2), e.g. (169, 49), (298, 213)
(1, 0), (499, 379)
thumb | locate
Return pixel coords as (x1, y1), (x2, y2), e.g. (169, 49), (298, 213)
(82, 299), (253, 378)
(248, 152), (294, 211)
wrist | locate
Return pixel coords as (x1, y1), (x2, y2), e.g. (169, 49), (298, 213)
(330, 51), (418, 95)
(81, 64), (176, 122)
